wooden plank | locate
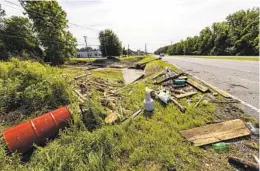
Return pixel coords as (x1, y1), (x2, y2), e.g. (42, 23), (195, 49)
(187, 79), (209, 93)
(174, 91), (197, 99)
(170, 97), (186, 113)
(193, 95), (205, 108)
(155, 73), (184, 84)
(180, 119), (250, 146)
(197, 79), (230, 98)
(74, 73), (89, 80)
(74, 90), (86, 101)
(131, 109), (142, 118)
(152, 68), (169, 80)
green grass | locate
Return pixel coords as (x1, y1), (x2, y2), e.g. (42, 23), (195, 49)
(90, 69), (124, 82)
(67, 56), (145, 65)
(168, 55), (259, 61)
(66, 57), (97, 65)
(0, 56), (258, 171)
(120, 56), (144, 60)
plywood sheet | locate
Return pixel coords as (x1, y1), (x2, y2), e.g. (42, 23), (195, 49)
(180, 119), (250, 146)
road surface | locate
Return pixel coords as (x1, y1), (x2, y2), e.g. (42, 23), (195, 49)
(163, 56), (259, 118)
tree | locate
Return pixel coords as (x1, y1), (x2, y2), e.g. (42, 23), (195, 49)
(226, 8), (259, 55)
(122, 46), (127, 56)
(99, 29), (122, 57)
(20, 1), (77, 65)
(0, 4), (7, 60)
(78, 47), (93, 52)
(210, 22), (230, 55)
(154, 7), (259, 56)
(198, 27), (214, 55)
(154, 46), (168, 55)
(0, 16), (43, 60)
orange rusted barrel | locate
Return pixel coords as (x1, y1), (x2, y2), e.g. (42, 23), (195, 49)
(3, 106), (72, 153)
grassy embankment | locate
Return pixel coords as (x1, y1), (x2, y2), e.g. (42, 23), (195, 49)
(168, 55), (259, 61)
(0, 56), (258, 170)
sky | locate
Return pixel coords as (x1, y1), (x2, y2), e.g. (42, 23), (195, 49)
(1, 0), (259, 52)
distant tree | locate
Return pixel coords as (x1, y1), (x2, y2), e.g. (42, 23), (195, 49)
(99, 29), (122, 57)
(78, 47), (93, 51)
(226, 8), (259, 55)
(0, 4), (7, 60)
(122, 46), (127, 56)
(20, 1), (77, 65)
(210, 22), (230, 55)
(154, 46), (168, 55)
(154, 7), (259, 56)
(0, 16), (43, 60)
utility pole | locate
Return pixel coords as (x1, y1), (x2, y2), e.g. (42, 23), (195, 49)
(83, 36), (87, 48)
(145, 43), (147, 55)
(83, 36), (89, 58)
(127, 44), (129, 56)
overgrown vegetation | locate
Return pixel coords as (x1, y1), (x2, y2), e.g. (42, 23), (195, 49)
(0, 56), (258, 171)
(0, 58), (75, 125)
(168, 56), (259, 61)
(0, 1), (76, 65)
(155, 8), (259, 56)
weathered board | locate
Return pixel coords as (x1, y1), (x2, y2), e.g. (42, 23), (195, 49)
(200, 80), (231, 98)
(174, 91), (197, 99)
(187, 79), (209, 93)
(180, 119), (250, 146)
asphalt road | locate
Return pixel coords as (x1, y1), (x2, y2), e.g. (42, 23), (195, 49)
(162, 56), (259, 118)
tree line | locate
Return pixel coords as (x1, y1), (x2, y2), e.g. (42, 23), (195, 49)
(0, 1), (77, 65)
(154, 8), (259, 56)
(0, 1), (125, 65)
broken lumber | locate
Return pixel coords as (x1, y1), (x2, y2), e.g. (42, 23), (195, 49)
(228, 156), (259, 171)
(74, 90), (86, 102)
(180, 119), (250, 146)
(187, 79), (208, 93)
(193, 95), (205, 108)
(74, 73), (89, 80)
(152, 68), (169, 80)
(155, 73), (184, 84)
(131, 109), (142, 118)
(170, 97), (186, 113)
(174, 91), (197, 99)
(210, 99), (240, 103)
(198, 79), (230, 98)
(253, 155), (260, 165)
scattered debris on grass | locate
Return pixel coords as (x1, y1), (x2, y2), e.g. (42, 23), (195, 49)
(228, 156), (259, 171)
(0, 56), (259, 171)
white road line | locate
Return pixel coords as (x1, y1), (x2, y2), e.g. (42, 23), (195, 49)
(172, 63), (260, 113)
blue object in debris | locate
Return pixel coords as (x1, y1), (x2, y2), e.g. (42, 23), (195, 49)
(174, 79), (186, 85)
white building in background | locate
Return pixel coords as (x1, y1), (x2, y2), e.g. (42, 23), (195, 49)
(77, 50), (102, 58)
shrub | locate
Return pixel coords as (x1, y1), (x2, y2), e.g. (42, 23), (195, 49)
(0, 58), (74, 124)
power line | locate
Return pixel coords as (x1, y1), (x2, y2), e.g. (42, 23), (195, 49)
(4, 0), (101, 32)
(0, 33), (100, 47)
(0, 33), (77, 45)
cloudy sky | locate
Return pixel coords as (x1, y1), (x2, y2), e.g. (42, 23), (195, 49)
(1, 0), (259, 52)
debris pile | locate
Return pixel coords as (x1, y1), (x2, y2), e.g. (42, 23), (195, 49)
(71, 71), (128, 123)
(151, 67), (208, 112)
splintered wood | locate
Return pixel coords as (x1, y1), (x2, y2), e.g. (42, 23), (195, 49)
(187, 79), (208, 93)
(174, 91), (197, 99)
(180, 119), (250, 146)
